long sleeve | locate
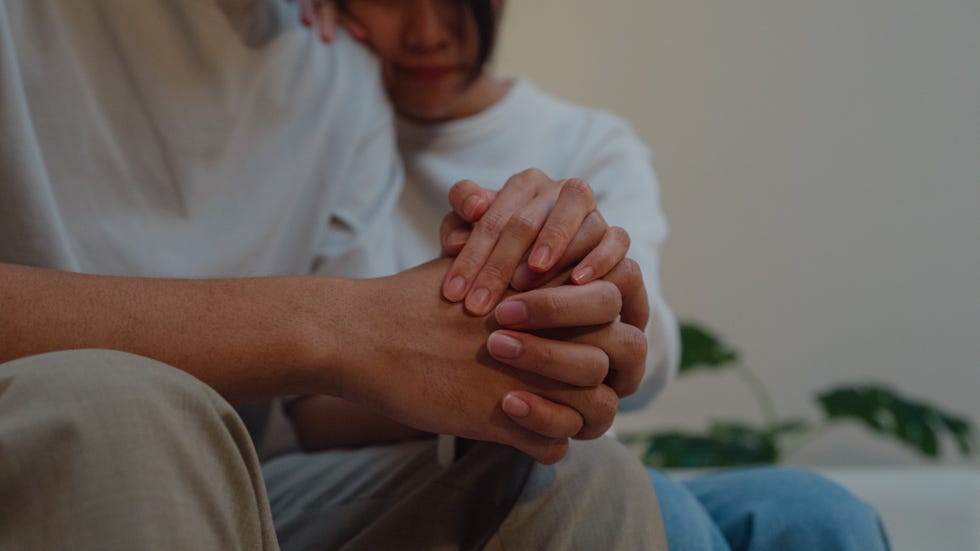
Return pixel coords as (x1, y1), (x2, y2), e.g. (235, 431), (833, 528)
(569, 114), (680, 411)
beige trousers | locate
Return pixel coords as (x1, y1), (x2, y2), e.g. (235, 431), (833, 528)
(0, 349), (665, 550)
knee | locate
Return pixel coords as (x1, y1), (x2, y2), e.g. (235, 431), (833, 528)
(521, 436), (653, 506)
(0, 349), (223, 427)
(508, 437), (663, 549)
(734, 467), (887, 550)
(564, 436), (652, 492)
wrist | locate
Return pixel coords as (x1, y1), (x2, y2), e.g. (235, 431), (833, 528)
(290, 275), (381, 402)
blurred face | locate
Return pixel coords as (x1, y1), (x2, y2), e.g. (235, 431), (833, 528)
(344, 0), (488, 121)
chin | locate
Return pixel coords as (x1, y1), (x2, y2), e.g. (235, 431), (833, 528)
(395, 100), (457, 123)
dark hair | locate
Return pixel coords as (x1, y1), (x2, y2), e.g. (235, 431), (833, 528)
(468, 0), (497, 74)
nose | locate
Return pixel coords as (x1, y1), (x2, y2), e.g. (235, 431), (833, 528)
(402, 0), (453, 53)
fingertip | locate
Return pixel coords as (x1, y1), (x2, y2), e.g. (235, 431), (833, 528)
(461, 195), (485, 222)
(443, 274), (467, 302)
(528, 245), (552, 272)
(464, 287), (493, 316)
(571, 264), (595, 285)
(488, 332), (523, 360)
(494, 300), (528, 326)
(502, 392), (530, 418)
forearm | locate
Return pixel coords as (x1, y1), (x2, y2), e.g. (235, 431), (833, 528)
(289, 395), (430, 451)
(0, 262), (360, 403)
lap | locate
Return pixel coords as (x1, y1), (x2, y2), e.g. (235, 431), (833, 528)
(263, 438), (532, 551)
(265, 437), (668, 551)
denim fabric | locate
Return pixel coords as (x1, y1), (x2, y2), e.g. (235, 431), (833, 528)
(649, 466), (891, 551)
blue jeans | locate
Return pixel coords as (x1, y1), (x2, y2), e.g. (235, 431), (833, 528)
(649, 467), (891, 551)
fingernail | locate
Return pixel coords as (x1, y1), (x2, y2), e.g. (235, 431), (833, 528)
(445, 276), (466, 301)
(572, 265), (595, 284)
(462, 195), (483, 220)
(502, 393), (530, 418)
(495, 300), (527, 326)
(467, 287), (491, 313)
(488, 333), (522, 359)
(529, 245), (551, 270)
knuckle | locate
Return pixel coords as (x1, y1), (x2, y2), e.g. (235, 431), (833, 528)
(531, 339), (557, 367)
(503, 177), (531, 196)
(576, 387), (618, 440)
(505, 212), (540, 238)
(562, 178), (596, 204)
(583, 209), (606, 232)
(620, 376), (642, 397)
(452, 253), (484, 275)
(566, 413), (585, 436)
(583, 352), (610, 386)
(609, 226), (631, 249)
(476, 209), (509, 235)
(540, 223), (572, 245)
(617, 257), (643, 287)
(517, 167), (547, 181)
(593, 387), (619, 428)
(544, 291), (572, 319)
(543, 407), (584, 439)
(541, 439), (569, 464)
(476, 261), (510, 285)
(622, 325), (649, 361)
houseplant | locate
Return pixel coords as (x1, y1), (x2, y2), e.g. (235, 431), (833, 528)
(623, 323), (977, 468)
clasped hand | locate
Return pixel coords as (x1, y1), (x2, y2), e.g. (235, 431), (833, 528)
(363, 169), (649, 464)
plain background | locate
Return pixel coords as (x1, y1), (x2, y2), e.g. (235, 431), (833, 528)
(494, 0), (979, 467)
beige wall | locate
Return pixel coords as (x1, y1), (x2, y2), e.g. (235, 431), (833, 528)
(495, 0), (980, 466)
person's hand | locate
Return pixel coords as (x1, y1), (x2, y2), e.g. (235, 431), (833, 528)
(439, 169), (631, 316)
(287, 0), (367, 43)
(488, 257), (650, 434)
(338, 258), (623, 463)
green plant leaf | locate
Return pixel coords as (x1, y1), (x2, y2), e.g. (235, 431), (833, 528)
(768, 418), (812, 437)
(678, 322), (740, 375)
(638, 423), (778, 468)
(817, 385), (975, 459)
(938, 414), (974, 455)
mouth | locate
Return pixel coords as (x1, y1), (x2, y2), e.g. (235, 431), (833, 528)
(394, 64), (461, 83)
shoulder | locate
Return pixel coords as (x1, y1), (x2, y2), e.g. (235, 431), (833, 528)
(315, 31), (388, 119)
(514, 81), (650, 162)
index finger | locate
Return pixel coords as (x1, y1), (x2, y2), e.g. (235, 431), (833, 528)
(526, 178), (597, 273)
(441, 180), (533, 302)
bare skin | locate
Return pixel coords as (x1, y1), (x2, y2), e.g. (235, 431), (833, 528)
(290, 251), (649, 455)
(285, 1), (651, 454)
(0, 254), (640, 463)
(303, 3), (628, 311)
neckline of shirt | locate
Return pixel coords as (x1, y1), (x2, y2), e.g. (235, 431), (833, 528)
(396, 77), (533, 150)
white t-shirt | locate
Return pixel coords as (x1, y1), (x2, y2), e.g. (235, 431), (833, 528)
(0, 0), (401, 280)
(393, 79), (679, 411)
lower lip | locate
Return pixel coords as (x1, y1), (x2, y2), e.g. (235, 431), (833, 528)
(397, 66), (459, 83)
